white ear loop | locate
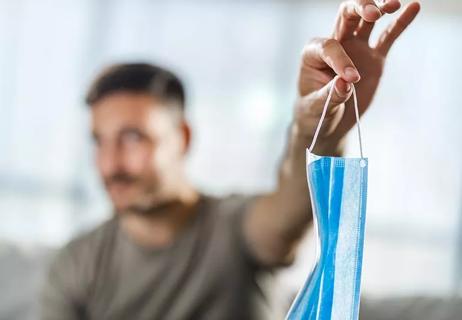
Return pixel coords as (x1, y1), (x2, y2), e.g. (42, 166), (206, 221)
(308, 75), (365, 159)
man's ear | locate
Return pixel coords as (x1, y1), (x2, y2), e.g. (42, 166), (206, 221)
(180, 120), (192, 154)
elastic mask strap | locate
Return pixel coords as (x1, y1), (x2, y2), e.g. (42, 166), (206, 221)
(308, 75), (364, 159)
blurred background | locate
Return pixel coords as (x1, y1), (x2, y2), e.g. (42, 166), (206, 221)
(1, 0), (462, 319)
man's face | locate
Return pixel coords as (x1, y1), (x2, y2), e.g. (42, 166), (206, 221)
(91, 92), (188, 213)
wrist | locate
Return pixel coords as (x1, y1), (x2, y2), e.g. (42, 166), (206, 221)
(291, 123), (345, 157)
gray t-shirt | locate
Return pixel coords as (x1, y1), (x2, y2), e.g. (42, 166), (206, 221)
(40, 195), (275, 320)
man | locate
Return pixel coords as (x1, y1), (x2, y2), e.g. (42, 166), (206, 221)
(41, 0), (420, 319)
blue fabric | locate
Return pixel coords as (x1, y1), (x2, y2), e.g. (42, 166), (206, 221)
(286, 154), (368, 320)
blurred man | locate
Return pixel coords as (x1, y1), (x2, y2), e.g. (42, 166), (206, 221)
(41, 0), (420, 319)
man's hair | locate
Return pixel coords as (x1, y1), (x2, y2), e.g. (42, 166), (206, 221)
(85, 63), (186, 111)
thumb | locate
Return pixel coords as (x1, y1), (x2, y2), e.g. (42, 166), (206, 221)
(315, 76), (353, 114)
(295, 76), (354, 140)
(300, 76), (353, 118)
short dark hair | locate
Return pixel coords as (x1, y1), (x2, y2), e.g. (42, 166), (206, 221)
(85, 63), (186, 111)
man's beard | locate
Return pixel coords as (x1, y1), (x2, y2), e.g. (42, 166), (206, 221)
(105, 172), (172, 216)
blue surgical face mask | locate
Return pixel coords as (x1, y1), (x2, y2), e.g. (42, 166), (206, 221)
(286, 76), (368, 320)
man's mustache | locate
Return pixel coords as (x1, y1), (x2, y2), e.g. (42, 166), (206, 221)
(105, 173), (138, 186)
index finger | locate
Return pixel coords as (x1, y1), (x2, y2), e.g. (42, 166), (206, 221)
(302, 38), (361, 83)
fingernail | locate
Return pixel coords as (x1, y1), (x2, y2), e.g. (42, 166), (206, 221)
(364, 4), (382, 18)
(344, 67), (360, 81)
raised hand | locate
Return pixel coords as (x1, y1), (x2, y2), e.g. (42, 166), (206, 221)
(294, 0), (420, 153)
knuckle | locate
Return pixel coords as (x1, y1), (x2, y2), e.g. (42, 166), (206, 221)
(321, 38), (339, 51)
(338, 1), (349, 15)
(301, 38), (323, 56)
(340, 1), (360, 21)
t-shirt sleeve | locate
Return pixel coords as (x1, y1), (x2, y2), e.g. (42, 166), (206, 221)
(40, 247), (86, 320)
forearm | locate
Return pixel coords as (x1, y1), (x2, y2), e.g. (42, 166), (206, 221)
(244, 0), (419, 269)
(244, 123), (344, 266)
(270, 123), (345, 238)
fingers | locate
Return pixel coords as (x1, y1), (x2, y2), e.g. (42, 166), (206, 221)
(355, 20), (375, 41)
(376, 1), (421, 56)
(302, 38), (361, 84)
(334, 1), (363, 41)
(379, 0), (401, 14)
(334, 0), (402, 41)
(356, 0), (383, 22)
